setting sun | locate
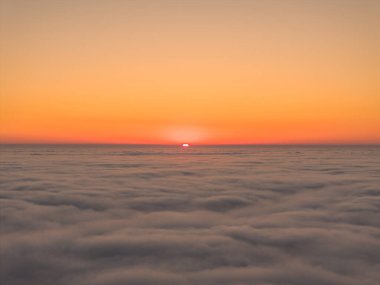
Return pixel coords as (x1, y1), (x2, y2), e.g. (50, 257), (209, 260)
(1, 2), (379, 285)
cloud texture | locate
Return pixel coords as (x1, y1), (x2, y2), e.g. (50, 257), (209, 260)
(1, 145), (380, 285)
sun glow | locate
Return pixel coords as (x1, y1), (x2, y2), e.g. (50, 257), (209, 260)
(182, 143), (190, 148)
(163, 127), (207, 144)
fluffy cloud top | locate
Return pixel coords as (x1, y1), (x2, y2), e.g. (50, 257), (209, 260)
(1, 145), (380, 285)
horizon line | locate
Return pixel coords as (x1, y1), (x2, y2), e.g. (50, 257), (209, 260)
(1, 143), (380, 147)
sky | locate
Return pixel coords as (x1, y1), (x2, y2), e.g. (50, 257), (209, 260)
(1, 0), (379, 144)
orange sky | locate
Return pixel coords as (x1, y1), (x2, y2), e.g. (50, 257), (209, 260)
(1, 0), (379, 144)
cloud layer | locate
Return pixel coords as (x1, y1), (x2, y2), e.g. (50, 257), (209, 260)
(1, 145), (380, 285)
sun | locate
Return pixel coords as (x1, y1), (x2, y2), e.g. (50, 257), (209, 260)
(182, 143), (190, 148)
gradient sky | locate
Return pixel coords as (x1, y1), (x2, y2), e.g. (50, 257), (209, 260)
(1, 0), (379, 144)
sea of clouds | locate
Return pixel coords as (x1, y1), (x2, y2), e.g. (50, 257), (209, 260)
(1, 145), (380, 285)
